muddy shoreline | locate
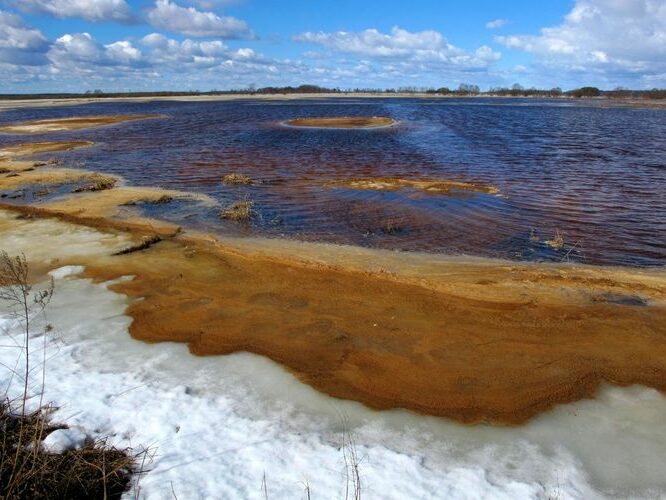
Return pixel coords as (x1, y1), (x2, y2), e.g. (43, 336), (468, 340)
(1, 138), (665, 426)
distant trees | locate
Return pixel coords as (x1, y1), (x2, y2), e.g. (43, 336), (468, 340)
(458, 83), (480, 95)
(2, 84), (666, 101)
(486, 86), (564, 97)
(568, 86), (601, 97)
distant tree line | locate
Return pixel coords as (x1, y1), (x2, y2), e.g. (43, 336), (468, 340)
(1, 83), (665, 100)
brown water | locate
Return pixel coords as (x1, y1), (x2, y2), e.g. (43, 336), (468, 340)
(1, 97), (665, 266)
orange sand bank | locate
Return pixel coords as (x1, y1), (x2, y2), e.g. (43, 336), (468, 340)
(285, 117), (396, 128)
(1, 138), (665, 426)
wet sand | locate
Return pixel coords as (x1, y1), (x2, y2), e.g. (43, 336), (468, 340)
(285, 116), (396, 128)
(0, 114), (164, 134)
(1, 161), (665, 424)
(326, 177), (500, 195)
(1, 136), (665, 425)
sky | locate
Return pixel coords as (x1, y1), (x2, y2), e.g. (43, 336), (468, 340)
(0, 0), (665, 93)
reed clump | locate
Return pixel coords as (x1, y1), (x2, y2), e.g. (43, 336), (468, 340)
(0, 251), (144, 500)
(0, 403), (138, 500)
(220, 196), (255, 222)
(545, 230), (565, 250)
(73, 175), (117, 193)
(222, 173), (253, 185)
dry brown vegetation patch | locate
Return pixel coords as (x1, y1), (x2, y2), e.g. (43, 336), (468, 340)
(220, 196), (255, 222)
(222, 173), (253, 185)
(0, 403), (137, 500)
(326, 177), (500, 195)
(286, 116), (396, 128)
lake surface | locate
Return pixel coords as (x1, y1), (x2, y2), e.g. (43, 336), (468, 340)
(1, 97), (665, 266)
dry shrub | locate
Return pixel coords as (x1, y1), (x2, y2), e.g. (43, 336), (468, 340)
(222, 173), (253, 185)
(220, 196), (255, 222)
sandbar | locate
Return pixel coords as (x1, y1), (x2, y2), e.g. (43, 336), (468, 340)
(285, 116), (396, 129)
(0, 114), (164, 134)
(326, 177), (499, 195)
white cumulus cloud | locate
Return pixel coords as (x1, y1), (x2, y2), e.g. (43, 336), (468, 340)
(294, 26), (500, 68)
(496, 0), (666, 84)
(3, 0), (133, 22)
(0, 10), (49, 65)
(147, 0), (251, 38)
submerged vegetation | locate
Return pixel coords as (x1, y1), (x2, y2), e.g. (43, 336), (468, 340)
(222, 173), (253, 185)
(72, 174), (117, 193)
(220, 196), (256, 222)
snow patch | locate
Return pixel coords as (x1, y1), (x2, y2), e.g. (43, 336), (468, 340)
(48, 266), (85, 280)
(43, 427), (88, 453)
(1, 272), (666, 499)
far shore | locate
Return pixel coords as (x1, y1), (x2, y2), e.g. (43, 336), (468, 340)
(1, 93), (666, 112)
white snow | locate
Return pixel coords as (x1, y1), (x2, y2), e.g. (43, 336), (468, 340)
(2, 268), (666, 499)
(42, 427), (88, 453)
(0, 210), (131, 263)
(48, 266), (85, 280)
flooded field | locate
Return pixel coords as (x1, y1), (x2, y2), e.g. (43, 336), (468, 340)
(1, 97), (664, 266)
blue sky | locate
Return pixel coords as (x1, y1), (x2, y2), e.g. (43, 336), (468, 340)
(1, 0), (665, 93)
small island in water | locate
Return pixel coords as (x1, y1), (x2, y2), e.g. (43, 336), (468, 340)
(285, 116), (396, 128)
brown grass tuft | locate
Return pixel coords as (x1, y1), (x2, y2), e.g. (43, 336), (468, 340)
(73, 175), (117, 193)
(220, 196), (255, 222)
(380, 218), (403, 235)
(545, 230), (565, 250)
(222, 173), (253, 185)
(0, 402), (139, 500)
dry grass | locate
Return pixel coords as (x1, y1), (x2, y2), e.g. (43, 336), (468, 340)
(545, 230), (565, 250)
(73, 175), (117, 193)
(113, 235), (162, 255)
(121, 194), (174, 206)
(380, 218), (403, 235)
(0, 402), (139, 500)
(220, 196), (256, 222)
(222, 173), (253, 185)
(0, 251), (144, 499)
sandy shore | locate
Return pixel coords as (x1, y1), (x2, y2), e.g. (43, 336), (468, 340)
(0, 137), (665, 425)
(1, 94), (665, 112)
(0, 114), (164, 133)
